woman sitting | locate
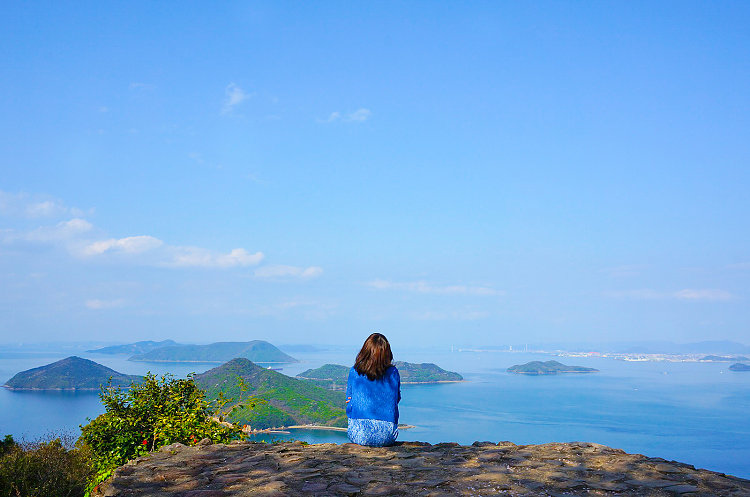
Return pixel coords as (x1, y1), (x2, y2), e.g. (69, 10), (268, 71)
(346, 333), (401, 447)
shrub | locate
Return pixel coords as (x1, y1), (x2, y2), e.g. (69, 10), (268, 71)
(79, 373), (243, 476)
(0, 433), (94, 497)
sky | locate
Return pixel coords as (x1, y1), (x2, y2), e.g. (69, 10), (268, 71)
(1, 1), (749, 347)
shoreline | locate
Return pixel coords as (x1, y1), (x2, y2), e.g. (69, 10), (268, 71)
(246, 424), (416, 434)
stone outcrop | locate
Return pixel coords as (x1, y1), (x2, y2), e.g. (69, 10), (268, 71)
(94, 440), (750, 496)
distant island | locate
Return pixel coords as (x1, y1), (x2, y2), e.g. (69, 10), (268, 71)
(701, 355), (749, 362)
(729, 363), (750, 372)
(87, 339), (180, 355)
(3, 356), (141, 391)
(129, 340), (298, 364)
(296, 361), (463, 390)
(507, 360), (599, 375)
(195, 358), (345, 430)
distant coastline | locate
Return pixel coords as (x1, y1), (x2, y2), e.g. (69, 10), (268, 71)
(401, 380), (465, 384)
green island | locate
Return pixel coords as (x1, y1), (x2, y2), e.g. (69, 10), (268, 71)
(128, 340), (298, 364)
(296, 361), (463, 390)
(701, 355), (749, 362)
(507, 360), (599, 375)
(729, 363), (750, 371)
(2, 356), (142, 391)
(86, 339), (179, 355)
(195, 358), (346, 430)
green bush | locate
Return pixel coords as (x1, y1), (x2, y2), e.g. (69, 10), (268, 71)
(0, 434), (94, 497)
(79, 373), (243, 476)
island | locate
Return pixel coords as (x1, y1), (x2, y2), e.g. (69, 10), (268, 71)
(129, 340), (298, 364)
(729, 363), (750, 371)
(296, 361), (463, 390)
(507, 360), (599, 375)
(701, 355), (749, 362)
(87, 339), (180, 355)
(194, 358), (345, 430)
(2, 356), (141, 391)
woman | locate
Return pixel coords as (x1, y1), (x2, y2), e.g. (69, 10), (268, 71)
(345, 333), (401, 447)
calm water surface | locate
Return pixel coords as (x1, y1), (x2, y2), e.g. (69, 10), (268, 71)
(1, 348), (748, 478)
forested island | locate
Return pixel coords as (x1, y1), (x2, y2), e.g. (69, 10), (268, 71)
(296, 361), (463, 390)
(129, 340), (298, 364)
(507, 360), (599, 375)
(87, 339), (180, 355)
(2, 356), (141, 390)
(195, 358), (346, 429)
(729, 363), (750, 371)
(701, 355), (749, 362)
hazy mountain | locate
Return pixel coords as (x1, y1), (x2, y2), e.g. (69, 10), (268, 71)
(194, 358), (345, 429)
(3, 356), (141, 390)
(129, 341), (298, 364)
(87, 340), (180, 355)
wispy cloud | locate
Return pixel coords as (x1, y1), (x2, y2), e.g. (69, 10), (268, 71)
(254, 265), (323, 279)
(83, 236), (164, 256)
(85, 298), (126, 310)
(252, 299), (336, 320)
(606, 288), (733, 301)
(600, 265), (647, 278)
(0, 191), (86, 219)
(169, 247), (264, 268)
(222, 83), (251, 114)
(727, 262), (750, 270)
(320, 108), (371, 123)
(5, 218), (93, 244)
(0, 191), (331, 275)
(129, 82), (155, 91)
(1, 217), (264, 270)
(410, 309), (490, 321)
(367, 279), (503, 296)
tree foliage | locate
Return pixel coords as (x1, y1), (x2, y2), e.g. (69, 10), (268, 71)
(79, 373), (244, 473)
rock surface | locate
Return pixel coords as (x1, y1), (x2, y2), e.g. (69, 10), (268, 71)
(94, 440), (750, 496)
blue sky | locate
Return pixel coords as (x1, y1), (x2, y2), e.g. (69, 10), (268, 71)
(1, 1), (749, 347)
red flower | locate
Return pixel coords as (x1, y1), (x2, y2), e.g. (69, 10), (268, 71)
(142, 439), (148, 445)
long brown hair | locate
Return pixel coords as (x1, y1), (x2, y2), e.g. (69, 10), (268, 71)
(354, 333), (393, 380)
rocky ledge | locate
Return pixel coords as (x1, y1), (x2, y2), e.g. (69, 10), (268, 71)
(94, 440), (750, 496)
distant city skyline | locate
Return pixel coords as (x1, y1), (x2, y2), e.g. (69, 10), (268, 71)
(1, 2), (749, 346)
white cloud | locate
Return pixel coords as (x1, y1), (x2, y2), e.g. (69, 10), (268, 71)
(222, 83), (251, 114)
(252, 299), (336, 319)
(83, 235), (164, 256)
(410, 309), (490, 321)
(367, 279), (503, 296)
(254, 265), (323, 279)
(85, 298), (126, 310)
(347, 108), (371, 122)
(606, 288), (733, 301)
(674, 289), (733, 301)
(1, 191), (325, 274)
(0, 191), (85, 219)
(320, 108), (371, 123)
(169, 247), (264, 268)
(19, 218), (93, 243)
(600, 265), (646, 278)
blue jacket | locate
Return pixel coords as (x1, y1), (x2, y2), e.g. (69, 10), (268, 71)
(345, 365), (400, 424)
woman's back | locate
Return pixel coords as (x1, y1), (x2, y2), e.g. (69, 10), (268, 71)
(346, 365), (400, 424)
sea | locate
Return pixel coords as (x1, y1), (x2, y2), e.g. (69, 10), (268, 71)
(1, 347), (749, 479)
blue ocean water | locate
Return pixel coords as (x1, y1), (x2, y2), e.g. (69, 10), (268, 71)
(1, 349), (748, 478)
